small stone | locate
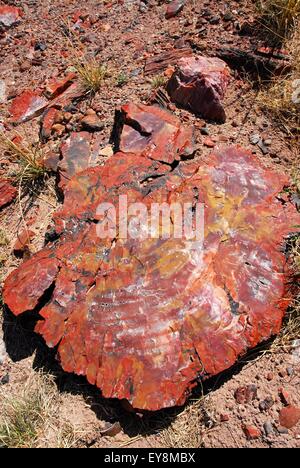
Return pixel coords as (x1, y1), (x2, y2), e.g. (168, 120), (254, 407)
(81, 114), (103, 132)
(279, 406), (300, 429)
(165, 0), (185, 20)
(264, 138), (272, 146)
(266, 372), (274, 381)
(286, 367), (294, 377)
(99, 145), (114, 158)
(210, 16), (221, 25)
(235, 385), (257, 404)
(242, 424), (261, 440)
(279, 388), (291, 406)
(249, 133), (260, 145)
(263, 421), (274, 436)
(52, 123), (65, 136)
(14, 229), (35, 256)
(257, 140), (269, 155)
(203, 137), (215, 148)
(200, 127), (210, 136)
(0, 374), (9, 385)
(223, 11), (234, 21)
(53, 111), (64, 124)
(0, 5), (23, 28)
(19, 60), (31, 72)
(0, 180), (17, 209)
(43, 151), (60, 172)
(0, 338), (7, 364)
(220, 413), (230, 422)
(277, 425), (289, 434)
(279, 368), (287, 378)
(85, 108), (96, 116)
(0, 79), (6, 104)
(259, 396), (274, 412)
(64, 112), (73, 122)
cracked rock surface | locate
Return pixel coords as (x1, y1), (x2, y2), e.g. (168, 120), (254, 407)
(3, 104), (300, 411)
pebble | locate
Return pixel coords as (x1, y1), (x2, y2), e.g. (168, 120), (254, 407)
(259, 396), (274, 412)
(0, 79), (6, 103)
(279, 406), (300, 429)
(263, 421), (274, 436)
(242, 424), (261, 440)
(249, 133), (260, 145)
(203, 137), (215, 148)
(0, 337), (7, 364)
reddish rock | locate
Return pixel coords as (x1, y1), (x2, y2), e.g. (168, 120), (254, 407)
(220, 413), (230, 422)
(114, 102), (194, 164)
(279, 406), (300, 429)
(58, 132), (92, 189)
(203, 137), (215, 148)
(235, 385), (257, 404)
(279, 388), (291, 406)
(50, 81), (86, 109)
(0, 179), (17, 209)
(242, 424), (261, 440)
(40, 107), (60, 140)
(13, 230), (35, 256)
(45, 73), (77, 99)
(165, 0), (185, 19)
(166, 56), (230, 122)
(52, 123), (65, 136)
(2, 104), (300, 411)
(9, 90), (48, 124)
(0, 6), (23, 28)
(81, 113), (103, 132)
(43, 151), (60, 172)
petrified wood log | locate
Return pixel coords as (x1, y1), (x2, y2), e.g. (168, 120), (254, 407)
(144, 47), (193, 76)
(3, 104), (300, 411)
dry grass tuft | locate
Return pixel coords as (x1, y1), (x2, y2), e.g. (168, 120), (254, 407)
(150, 74), (167, 90)
(0, 372), (80, 448)
(257, 0), (300, 38)
(160, 395), (216, 448)
(0, 132), (48, 186)
(257, 24), (300, 139)
(74, 58), (108, 94)
(270, 233), (300, 352)
(0, 373), (58, 448)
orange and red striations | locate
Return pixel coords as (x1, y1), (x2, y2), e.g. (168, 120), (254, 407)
(3, 104), (300, 411)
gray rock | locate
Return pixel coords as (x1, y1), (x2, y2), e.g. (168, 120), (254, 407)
(0, 337), (7, 365)
(0, 79), (6, 103)
(263, 421), (274, 436)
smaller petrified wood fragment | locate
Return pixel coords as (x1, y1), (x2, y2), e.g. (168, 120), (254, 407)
(167, 56), (230, 122)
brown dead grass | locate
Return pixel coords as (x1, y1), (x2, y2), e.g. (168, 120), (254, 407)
(0, 372), (79, 448)
(159, 394), (216, 448)
(257, 0), (300, 38)
(258, 24), (300, 140)
(0, 132), (48, 186)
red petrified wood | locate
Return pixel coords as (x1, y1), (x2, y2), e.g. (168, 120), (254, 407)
(0, 6), (23, 28)
(166, 56), (230, 122)
(165, 0), (185, 20)
(9, 90), (48, 124)
(0, 179), (17, 209)
(3, 104), (300, 411)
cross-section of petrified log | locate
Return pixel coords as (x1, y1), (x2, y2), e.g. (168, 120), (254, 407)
(166, 56), (230, 122)
(3, 104), (300, 411)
